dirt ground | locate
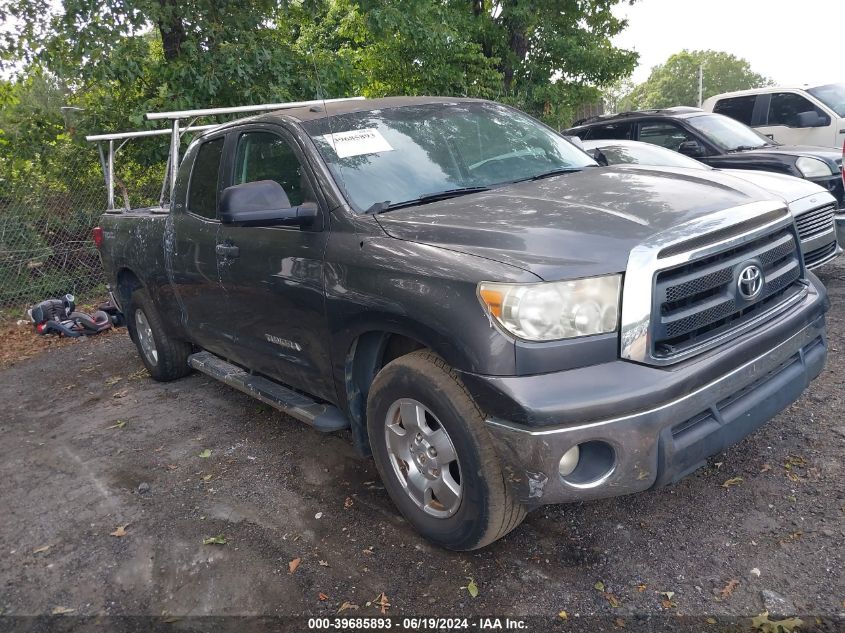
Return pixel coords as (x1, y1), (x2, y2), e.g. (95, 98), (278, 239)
(1, 262), (844, 632)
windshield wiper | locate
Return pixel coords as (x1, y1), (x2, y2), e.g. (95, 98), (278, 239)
(726, 145), (767, 153)
(416, 186), (491, 201)
(511, 167), (584, 183)
(365, 186), (491, 214)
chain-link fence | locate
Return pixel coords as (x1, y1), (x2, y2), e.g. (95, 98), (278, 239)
(0, 138), (165, 315)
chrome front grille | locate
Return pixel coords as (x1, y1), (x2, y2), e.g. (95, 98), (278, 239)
(652, 227), (803, 359)
(803, 241), (838, 269)
(620, 201), (803, 366)
(795, 203), (835, 241)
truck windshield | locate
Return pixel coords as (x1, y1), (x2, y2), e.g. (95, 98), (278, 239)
(808, 83), (845, 117)
(303, 102), (596, 212)
(685, 113), (775, 152)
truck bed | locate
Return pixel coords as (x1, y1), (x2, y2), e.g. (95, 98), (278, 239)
(98, 207), (170, 310)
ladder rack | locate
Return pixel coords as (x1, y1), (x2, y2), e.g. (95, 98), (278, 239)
(85, 125), (218, 210)
(87, 96), (365, 211)
(147, 97), (364, 197)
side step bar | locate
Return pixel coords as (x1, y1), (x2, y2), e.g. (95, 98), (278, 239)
(188, 351), (349, 432)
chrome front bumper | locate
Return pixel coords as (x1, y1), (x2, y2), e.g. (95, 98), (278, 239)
(484, 315), (826, 507)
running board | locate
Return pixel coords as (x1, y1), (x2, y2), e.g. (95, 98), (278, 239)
(188, 351), (349, 432)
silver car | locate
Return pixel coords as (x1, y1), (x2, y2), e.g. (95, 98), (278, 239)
(578, 139), (841, 270)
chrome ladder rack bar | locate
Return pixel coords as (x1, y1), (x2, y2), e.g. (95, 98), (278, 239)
(145, 96), (364, 121)
(85, 125), (218, 142)
(169, 119), (180, 203)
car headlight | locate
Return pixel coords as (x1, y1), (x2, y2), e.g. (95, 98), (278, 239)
(795, 156), (834, 178)
(478, 275), (622, 341)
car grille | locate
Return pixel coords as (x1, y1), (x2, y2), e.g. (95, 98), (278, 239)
(652, 226), (803, 358)
(795, 203), (836, 241)
(803, 240), (838, 269)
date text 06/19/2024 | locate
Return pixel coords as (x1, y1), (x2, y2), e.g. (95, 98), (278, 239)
(307, 617), (528, 630)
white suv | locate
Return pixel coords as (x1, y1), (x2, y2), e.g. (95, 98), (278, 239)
(703, 84), (845, 149)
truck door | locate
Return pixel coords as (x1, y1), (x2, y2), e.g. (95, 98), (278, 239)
(215, 126), (336, 402)
(167, 134), (236, 354)
(757, 92), (833, 147)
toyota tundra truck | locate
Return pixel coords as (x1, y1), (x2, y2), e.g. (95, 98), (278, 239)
(95, 97), (829, 550)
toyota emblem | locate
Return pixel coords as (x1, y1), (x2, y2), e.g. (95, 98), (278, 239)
(737, 264), (763, 301)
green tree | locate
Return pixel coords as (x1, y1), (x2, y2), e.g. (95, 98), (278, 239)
(0, 0), (639, 307)
(602, 77), (635, 114)
(1, 1), (315, 115)
(624, 50), (772, 111)
(1, 0), (638, 129)
(473, 0), (638, 127)
(343, 0), (639, 128)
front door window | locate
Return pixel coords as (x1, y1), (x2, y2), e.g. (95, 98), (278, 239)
(637, 122), (698, 152)
(233, 132), (316, 206)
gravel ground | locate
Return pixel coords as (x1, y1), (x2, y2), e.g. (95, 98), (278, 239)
(1, 260), (844, 632)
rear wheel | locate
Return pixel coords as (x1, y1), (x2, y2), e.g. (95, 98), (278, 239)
(367, 350), (525, 550)
(125, 288), (191, 382)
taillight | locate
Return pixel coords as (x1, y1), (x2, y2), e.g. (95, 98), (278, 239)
(92, 226), (104, 249)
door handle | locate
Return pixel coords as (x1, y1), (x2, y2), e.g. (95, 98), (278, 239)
(216, 244), (240, 258)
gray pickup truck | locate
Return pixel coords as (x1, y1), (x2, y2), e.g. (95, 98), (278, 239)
(96, 97), (829, 550)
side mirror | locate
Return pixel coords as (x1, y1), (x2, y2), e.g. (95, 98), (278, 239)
(796, 110), (830, 128)
(678, 140), (706, 157)
(219, 180), (318, 227)
(587, 148), (609, 166)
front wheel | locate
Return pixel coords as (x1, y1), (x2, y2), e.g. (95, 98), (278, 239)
(366, 350), (526, 550)
(125, 288), (192, 382)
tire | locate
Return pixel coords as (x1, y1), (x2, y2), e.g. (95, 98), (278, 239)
(125, 287), (192, 382)
(366, 350), (526, 550)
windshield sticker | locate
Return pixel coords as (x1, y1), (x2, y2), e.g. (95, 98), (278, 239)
(323, 128), (394, 159)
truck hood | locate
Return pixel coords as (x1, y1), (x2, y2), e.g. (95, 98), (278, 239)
(742, 144), (842, 163)
(709, 145), (842, 172)
(375, 165), (779, 281)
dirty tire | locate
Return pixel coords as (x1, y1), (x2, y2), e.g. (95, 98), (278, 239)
(367, 350), (526, 550)
(125, 287), (192, 382)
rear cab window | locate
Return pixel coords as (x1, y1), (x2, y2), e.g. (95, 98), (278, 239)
(187, 138), (225, 219)
(713, 95), (757, 125)
(582, 122), (633, 140)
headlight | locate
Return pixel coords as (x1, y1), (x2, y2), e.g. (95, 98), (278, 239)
(478, 275), (622, 341)
(795, 156), (834, 178)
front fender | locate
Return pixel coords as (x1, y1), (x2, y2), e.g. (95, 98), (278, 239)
(326, 235), (537, 383)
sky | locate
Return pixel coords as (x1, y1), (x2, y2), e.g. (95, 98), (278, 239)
(612, 0), (843, 86)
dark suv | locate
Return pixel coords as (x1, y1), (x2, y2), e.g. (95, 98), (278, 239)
(565, 108), (844, 208)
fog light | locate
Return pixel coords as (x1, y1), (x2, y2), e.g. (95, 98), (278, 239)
(558, 445), (580, 477)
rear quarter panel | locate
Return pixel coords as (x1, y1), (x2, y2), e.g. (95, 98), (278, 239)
(99, 209), (183, 333)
